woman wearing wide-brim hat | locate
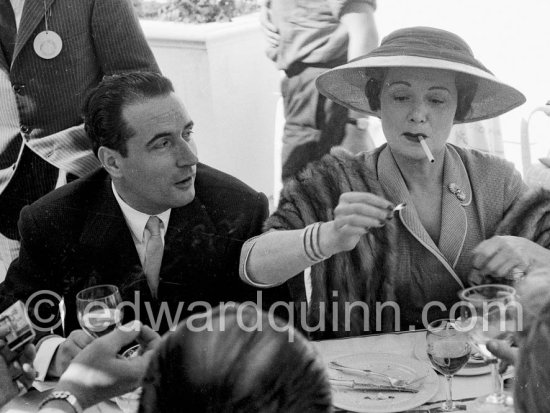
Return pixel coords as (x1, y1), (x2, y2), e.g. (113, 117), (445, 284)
(240, 27), (550, 338)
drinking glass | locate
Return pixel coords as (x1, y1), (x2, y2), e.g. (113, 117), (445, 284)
(76, 284), (123, 338)
(458, 284), (517, 411)
(426, 318), (471, 412)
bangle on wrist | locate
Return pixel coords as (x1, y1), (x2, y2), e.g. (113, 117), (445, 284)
(302, 223), (330, 263)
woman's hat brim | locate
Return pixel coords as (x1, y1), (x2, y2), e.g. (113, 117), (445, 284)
(315, 55), (526, 123)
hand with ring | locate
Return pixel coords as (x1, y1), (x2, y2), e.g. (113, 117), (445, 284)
(469, 235), (550, 284)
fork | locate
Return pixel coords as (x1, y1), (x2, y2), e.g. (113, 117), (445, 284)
(328, 360), (426, 388)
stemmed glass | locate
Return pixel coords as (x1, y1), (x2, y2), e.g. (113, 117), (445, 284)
(426, 318), (471, 412)
(76, 284), (123, 338)
(458, 284), (517, 411)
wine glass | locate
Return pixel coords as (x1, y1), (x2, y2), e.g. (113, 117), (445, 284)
(426, 318), (471, 412)
(76, 284), (123, 338)
(458, 284), (517, 411)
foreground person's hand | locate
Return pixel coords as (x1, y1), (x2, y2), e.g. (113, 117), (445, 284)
(51, 321), (161, 410)
(0, 326), (37, 407)
(321, 192), (395, 254)
(486, 339), (518, 374)
(47, 329), (94, 378)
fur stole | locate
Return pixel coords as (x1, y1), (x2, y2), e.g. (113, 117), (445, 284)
(265, 148), (398, 339)
(496, 188), (550, 247)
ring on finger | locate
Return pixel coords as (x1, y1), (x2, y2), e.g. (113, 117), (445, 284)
(506, 267), (527, 282)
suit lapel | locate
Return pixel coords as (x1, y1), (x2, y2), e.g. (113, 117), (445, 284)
(13, 0), (56, 62)
(79, 175), (142, 284)
(378, 147), (440, 254)
(378, 145), (466, 289)
(0, 50), (8, 71)
(438, 145), (471, 267)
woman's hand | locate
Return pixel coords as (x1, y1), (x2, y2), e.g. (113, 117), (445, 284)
(470, 236), (550, 283)
(320, 192), (394, 255)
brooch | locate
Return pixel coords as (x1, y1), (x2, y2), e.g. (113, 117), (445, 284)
(448, 183), (466, 201)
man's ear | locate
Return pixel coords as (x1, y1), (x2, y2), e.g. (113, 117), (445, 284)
(98, 146), (123, 178)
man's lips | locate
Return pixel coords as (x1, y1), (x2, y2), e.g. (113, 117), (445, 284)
(175, 175), (194, 186)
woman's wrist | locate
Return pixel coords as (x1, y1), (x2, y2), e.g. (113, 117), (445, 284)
(318, 222), (340, 257)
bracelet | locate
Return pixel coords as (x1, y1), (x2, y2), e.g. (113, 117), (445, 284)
(39, 391), (83, 413)
(302, 223), (330, 263)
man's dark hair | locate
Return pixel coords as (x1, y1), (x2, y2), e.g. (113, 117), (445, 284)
(364, 68), (477, 122)
(83, 72), (175, 157)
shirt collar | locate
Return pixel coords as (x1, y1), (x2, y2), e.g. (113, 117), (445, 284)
(111, 181), (171, 242)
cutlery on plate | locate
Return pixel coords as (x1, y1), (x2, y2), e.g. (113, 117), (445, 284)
(329, 378), (419, 393)
(328, 361), (426, 388)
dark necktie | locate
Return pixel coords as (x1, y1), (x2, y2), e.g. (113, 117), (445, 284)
(144, 216), (164, 299)
(0, 0), (16, 66)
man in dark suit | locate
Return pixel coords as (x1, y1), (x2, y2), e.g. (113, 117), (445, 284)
(0, 72), (283, 378)
(0, 0), (159, 279)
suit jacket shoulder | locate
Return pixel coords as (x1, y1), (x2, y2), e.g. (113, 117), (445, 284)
(194, 163), (268, 238)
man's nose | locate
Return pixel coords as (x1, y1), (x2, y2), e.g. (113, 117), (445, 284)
(176, 140), (198, 166)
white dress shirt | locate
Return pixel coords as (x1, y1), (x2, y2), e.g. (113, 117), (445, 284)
(111, 182), (171, 265)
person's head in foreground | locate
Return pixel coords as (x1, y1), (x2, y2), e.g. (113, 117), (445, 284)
(138, 306), (332, 413)
(513, 273), (550, 412)
(316, 26), (525, 162)
(83, 71), (198, 215)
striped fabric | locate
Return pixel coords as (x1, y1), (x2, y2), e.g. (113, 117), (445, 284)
(0, 0), (159, 274)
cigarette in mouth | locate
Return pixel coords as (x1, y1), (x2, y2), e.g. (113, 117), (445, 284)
(418, 136), (435, 163)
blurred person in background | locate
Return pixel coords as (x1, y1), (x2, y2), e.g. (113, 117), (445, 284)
(0, 0), (159, 280)
(260, 0), (379, 180)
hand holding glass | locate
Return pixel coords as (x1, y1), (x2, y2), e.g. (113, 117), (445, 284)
(458, 284), (517, 411)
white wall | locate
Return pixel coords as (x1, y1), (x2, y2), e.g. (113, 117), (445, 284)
(141, 14), (280, 196)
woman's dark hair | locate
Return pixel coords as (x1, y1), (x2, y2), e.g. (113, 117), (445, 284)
(82, 71), (174, 157)
(138, 306), (333, 413)
(364, 68), (478, 122)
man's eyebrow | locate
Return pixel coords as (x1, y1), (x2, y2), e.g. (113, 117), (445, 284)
(184, 121), (194, 130)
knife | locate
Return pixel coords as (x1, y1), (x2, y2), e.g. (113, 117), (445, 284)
(330, 379), (419, 393)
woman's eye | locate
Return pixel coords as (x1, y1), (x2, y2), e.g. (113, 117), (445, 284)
(393, 95), (409, 102)
(430, 98), (445, 104)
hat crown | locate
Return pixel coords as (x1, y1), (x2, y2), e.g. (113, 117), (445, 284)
(364, 26), (491, 75)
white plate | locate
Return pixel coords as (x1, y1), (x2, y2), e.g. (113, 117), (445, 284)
(413, 332), (491, 376)
(329, 353), (439, 413)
